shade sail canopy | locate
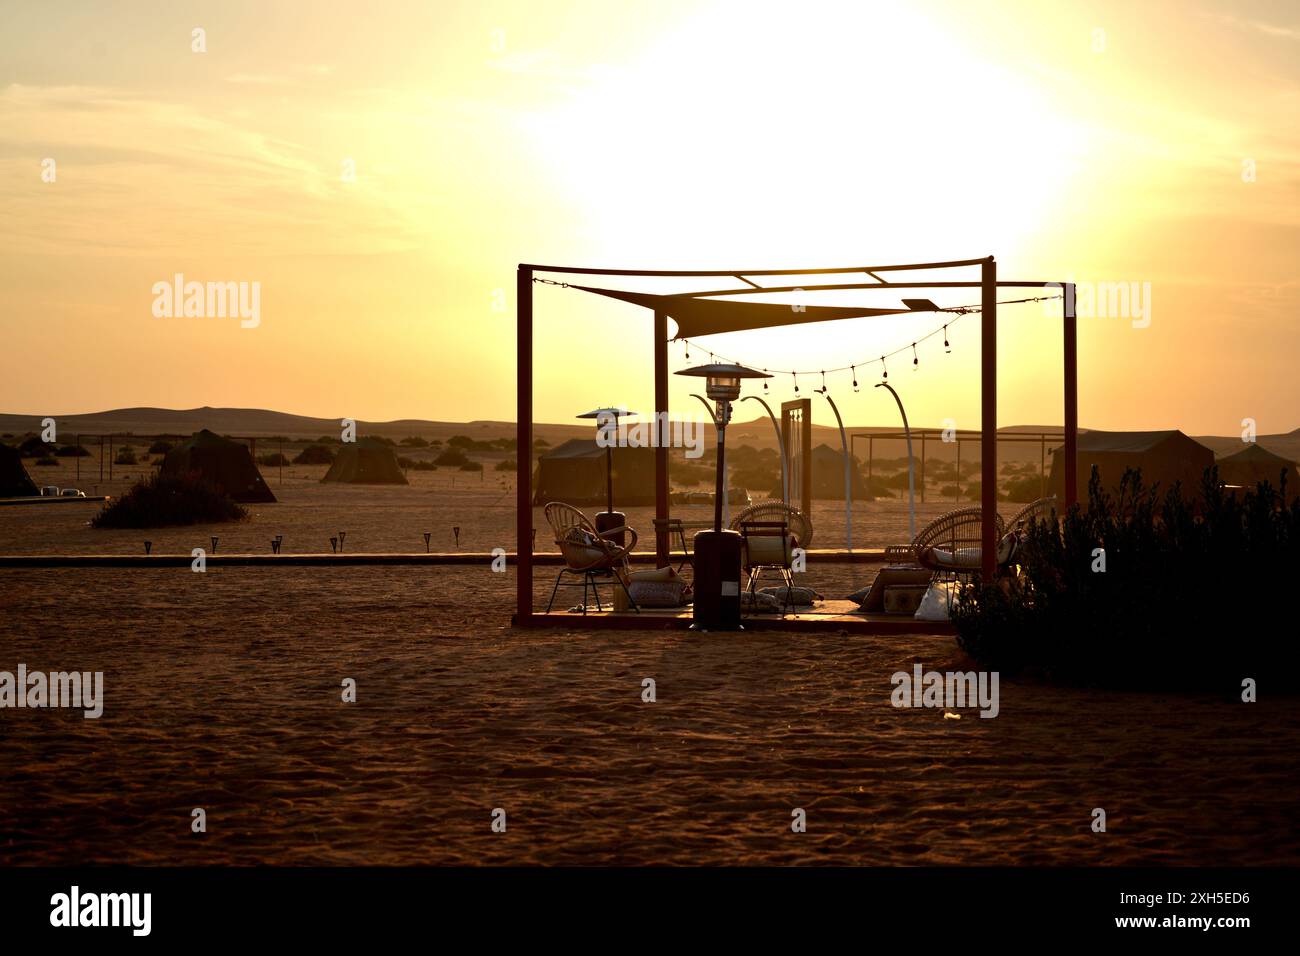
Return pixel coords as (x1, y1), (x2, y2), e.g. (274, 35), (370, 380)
(570, 284), (915, 339)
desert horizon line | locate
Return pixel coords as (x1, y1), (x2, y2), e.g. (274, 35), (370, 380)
(2, 404), (1296, 440)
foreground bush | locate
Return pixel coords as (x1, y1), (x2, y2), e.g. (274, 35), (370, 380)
(953, 467), (1300, 690)
(91, 473), (247, 529)
(148, 440), (173, 455)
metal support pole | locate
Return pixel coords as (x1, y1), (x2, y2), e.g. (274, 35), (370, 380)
(980, 257), (998, 581)
(516, 267), (533, 621)
(654, 310), (669, 565)
(1064, 283), (1078, 508)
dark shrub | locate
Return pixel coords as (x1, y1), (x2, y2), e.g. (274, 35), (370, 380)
(114, 448), (137, 465)
(19, 436), (56, 457)
(148, 440), (173, 455)
(257, 453), (289, 467)
(400, 436), (429, 447)
(952, 466), (1300, 690)
(494, 458), (517, 472)
(1003, 474), (1046, 502)
(459, 461), (483, 472)
(293, 445), (335, 465)
(397, 456), (438, 471)
(91, 473), (247, 529)
(434, 447), (470, 467)
(56, 444), (91, 457)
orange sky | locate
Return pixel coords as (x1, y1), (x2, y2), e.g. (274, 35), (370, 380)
(2, 0), (1297, 433)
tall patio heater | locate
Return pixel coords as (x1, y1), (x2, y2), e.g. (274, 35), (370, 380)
(576, 407), (638, 546)
(674, 363), (771, 630)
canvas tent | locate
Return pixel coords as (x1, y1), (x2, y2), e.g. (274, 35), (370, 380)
(768, 443), (868, 500)
(322, 438), (408, 485)
(1049, 430), (1213, 499)
(532, 438), (655, 506)
(1216, 444), (1297, 489)
(161, 429), (276, 503)
(0, 443), (39, 497)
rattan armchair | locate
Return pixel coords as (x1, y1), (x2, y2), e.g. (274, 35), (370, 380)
(913, 506), (1007, 576)
(543, 502), (639, 614)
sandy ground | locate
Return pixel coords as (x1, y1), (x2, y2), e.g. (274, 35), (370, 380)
(2, 563), (1297, 866)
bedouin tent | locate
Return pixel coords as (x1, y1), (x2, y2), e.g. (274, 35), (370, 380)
(532, 438), (656, 507)
(1216, 443), (1297, 489)
(768, 443), (869, 500)
(0, 443), (40, 497)
(161, 429), (276, 503)
(1049, 430), (1213, 500)
(321, 438), (409, 485)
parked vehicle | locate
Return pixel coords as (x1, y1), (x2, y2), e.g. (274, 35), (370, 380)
(60, 488), (87, 497)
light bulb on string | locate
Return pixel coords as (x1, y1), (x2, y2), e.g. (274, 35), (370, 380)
(912, 342), (918, 370)
(762, 369), (769, 392)
(684, 340), (691, 361)
(881, 356), (888, 380)
(851, 366), (859, 392)
(943, 326), (950, 353)
(793, 372), (799, 395)
(816, 370), (827, 394)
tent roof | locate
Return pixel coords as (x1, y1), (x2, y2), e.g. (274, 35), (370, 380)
(539, 438), (651, 460)
(1217, 443), (1297, 465)
(181, 428), (242, 449)
(570, 285), (915, 339)
(1070, 429), (1199, 454)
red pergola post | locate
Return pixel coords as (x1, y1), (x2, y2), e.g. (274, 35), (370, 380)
(1063, 283), (1078, 508)
(980, 257), (997, 581)
(516, 266), (533, 622)
(654, 310), (670, 565)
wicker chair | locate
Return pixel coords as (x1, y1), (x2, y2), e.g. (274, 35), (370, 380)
(543, 502), (639, 614)
(729, 501), (812, 616)
(1007, 495), (1058, 531)
(729, 500), (814, 549)
(913, 506), (1007, 577)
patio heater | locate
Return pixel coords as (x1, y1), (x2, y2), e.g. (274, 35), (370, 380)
(576, 406), (637, 545)
(674, 363), (771, 630)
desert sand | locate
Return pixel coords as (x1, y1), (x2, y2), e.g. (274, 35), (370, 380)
(3, 557), (1297, 866)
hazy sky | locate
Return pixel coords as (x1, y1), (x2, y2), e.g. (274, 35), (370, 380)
(2, 0), (1297, 433)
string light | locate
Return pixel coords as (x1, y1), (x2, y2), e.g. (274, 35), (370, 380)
(569, 283), (1065, 389)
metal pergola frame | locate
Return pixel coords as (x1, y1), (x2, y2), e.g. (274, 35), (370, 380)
(515, 256), (1079, 629)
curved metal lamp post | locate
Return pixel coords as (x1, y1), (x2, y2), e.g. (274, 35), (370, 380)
(740, 394), (789, 508)
(875, 382), (916, 541)
(817, 389), (852, 553)
(689, 393), (728, 527)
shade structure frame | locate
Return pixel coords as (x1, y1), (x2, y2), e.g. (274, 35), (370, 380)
(515, 258), (1078, 628)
